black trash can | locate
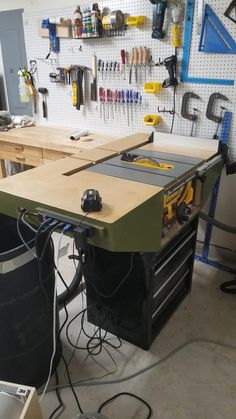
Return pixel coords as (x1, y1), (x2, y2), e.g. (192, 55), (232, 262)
(0, 217), (61, 388)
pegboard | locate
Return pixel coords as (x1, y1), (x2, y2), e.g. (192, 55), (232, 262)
(23, 0), (236, 161)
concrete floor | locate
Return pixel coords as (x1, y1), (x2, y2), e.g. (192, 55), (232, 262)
(40, 236), (236, 419)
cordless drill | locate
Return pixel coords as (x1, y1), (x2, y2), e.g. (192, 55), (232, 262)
(161, 55), (178, 88)
(149, 0), (167, 39)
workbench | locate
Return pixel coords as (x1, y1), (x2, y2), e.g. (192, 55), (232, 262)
(0, 130), (223, 349)
(0, 126), (120, 178)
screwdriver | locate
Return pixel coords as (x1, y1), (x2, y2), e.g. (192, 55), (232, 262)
(98, 59), (102, 77)
(134, 91), (139, 108)
(117, 62), (120, 79)
(110, 90), (114, 119)
(105, 61), (109, 79)
(121, 49), (126, 80)
(101, 61), (105, 79)
(121, 89), (126, 115)
(139, 93), (143, 110)
(143, 47), (148, 79)
(129, 89), (134, 122)
(126, 89), (130, 126)
(134, 47), (138, 83)
(129, 48), (134, 84)
(109, 62), (113, 79)
(106, 88), (110, 119)
(138, 47), (143, 83)
(114, 89), (118, 113)
(113, 62), (117, 79)
(99, 87), (105, 120)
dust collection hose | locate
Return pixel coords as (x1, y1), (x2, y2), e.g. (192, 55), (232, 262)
(199, 212), (236, 234)
(199, 212), (236, 294)
(57, 261), (83, 310)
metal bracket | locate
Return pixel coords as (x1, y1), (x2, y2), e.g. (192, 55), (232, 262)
(157, 106), (174, 115)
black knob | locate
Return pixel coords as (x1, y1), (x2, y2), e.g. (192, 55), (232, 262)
(176, 202), (191, 225)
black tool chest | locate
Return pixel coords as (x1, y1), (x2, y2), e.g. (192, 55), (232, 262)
(85, 216), (198, 349)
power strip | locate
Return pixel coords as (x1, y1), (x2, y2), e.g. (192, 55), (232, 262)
(77, 413), (109, 419)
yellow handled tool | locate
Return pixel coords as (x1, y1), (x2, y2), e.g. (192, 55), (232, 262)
(72, 81), (77, 106)
(171, 5), (181, 48)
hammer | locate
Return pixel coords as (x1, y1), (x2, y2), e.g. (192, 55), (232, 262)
(38, 87), (48, 118)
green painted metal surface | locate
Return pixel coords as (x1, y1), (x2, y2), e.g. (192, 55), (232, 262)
(0, 160), (222, 253)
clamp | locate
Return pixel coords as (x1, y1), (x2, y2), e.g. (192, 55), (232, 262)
(206, 93), (228, 139)
(181, 92), (200, 136)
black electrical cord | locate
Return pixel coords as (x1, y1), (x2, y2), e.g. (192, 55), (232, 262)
(65, 306), (122, 356)
(169, 48), (178, 134)
(170, 85), (177, 134)
(220, 279), (236, 294)
(98, 392), (152, 419)
(48, 370), (65, 419)
(49, 236), (85, 419)
(70, 252), (135, 299)
(61, 353), (83, 414)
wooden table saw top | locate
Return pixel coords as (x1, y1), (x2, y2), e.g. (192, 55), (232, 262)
(0, 131), (219, 225)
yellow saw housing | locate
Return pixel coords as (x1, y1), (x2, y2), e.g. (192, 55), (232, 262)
(164, 181), (194, 224)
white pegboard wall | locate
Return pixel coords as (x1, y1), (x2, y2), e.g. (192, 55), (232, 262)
(23, 0), (236, 160)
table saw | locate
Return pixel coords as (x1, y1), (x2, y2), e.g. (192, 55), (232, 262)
(0, 131), (223, 348)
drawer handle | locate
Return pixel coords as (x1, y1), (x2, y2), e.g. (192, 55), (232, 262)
(16, 156), (25, 162)
(14, 146), (24, 152)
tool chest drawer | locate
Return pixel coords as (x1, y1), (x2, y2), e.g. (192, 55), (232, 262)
(0, 150), (43, 167)
(152, 230), (196, 297)
(152, 251), (192, 308)
(85, 216), (199, 350)
(0, 141), (43, 158)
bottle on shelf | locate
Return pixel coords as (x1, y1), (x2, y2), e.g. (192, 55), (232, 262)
(73, 5), (83, 38)
(91, 3), (98, 36)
